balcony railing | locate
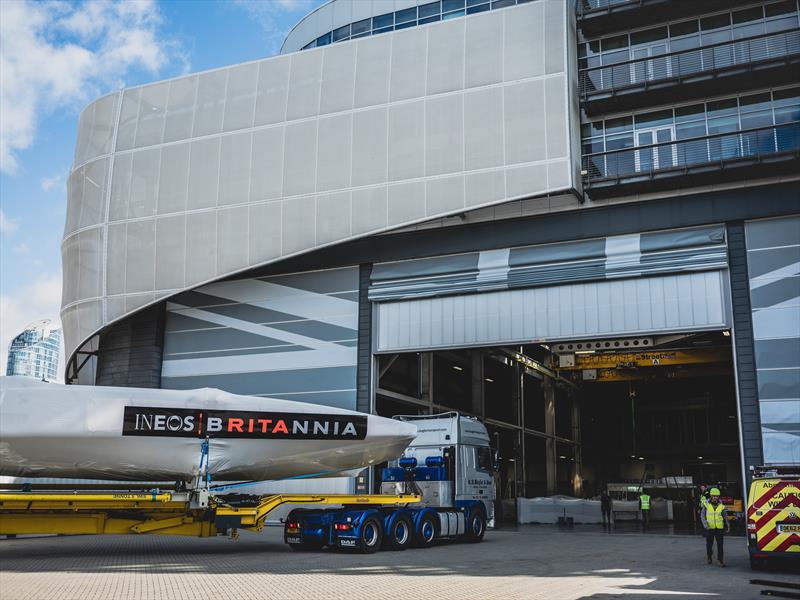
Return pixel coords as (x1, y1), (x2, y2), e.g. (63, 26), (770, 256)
(577, 0), (640, 16)
(580, 28), (800, 99)
(583, 121), (800, 185)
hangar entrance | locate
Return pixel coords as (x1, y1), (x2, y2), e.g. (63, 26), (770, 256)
(373, 331), (743, 527)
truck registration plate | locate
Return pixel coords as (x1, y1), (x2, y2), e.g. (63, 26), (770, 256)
(778, 524), (800, 533)
(286, 536), (302, 544)
(339, 538), (356, 547)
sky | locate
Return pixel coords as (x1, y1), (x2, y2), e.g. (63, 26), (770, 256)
(0, 0), (326, 375)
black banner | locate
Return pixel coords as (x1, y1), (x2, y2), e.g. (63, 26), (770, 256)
(122, 406), (367, 440)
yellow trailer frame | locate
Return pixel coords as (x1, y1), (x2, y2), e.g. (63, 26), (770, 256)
(0, 492), (421, 538)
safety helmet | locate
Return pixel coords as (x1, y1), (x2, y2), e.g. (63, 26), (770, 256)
(709, 487), (721, 496)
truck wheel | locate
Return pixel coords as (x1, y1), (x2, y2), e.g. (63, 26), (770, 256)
(359, 516), (383, 554)
(384, 515), (412, 551)
(414, 514), (437, 548)
(465, 508), (486, 543)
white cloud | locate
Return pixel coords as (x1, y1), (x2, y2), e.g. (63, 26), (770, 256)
(231, 0), (316, 52)
(0, 209), (19, 234)
(0, 274), (64, 381)
(0, 0), (188, 174)
(40, 173), (66, 192)
(12, 243), (30, 256)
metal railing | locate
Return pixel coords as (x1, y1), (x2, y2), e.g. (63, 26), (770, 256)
(580, 28), (800, 97)
(583, 121), (800, 183)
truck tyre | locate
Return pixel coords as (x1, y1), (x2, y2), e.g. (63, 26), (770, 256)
(358, 516), (383, 554)
(384, 515), (413, 551)
(414, 513), (437, 548)
(465, 508), (486, 543)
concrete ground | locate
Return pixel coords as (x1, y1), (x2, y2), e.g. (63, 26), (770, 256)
(0, 526), (797, 600)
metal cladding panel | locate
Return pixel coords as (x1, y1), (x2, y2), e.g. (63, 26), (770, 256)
(62, 0), (580, 368)
(161, 267), (359, 410)
(376, 271), (729, 352)
(745, 215), (800, 465)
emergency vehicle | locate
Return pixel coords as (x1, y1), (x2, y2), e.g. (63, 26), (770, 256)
(746, 465), (800, 570)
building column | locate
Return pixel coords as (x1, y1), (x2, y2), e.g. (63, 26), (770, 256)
(420, 352), (434, 414)
(544, 377), (557, 496)
(571, 397), (583, 497)
(471, 349), (484, 416)
(726, 222), (764, 495)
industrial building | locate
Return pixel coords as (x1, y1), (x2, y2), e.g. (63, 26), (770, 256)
(61, 0), (799, 518)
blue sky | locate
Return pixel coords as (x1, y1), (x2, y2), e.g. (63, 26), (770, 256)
(0, 0), (325, 371)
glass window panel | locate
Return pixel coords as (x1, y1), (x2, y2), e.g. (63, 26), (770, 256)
(604, 116), (633, 134)
(707, 114), (739, 134)
(773, 86), (800, 105)
(740, 109), (774, 129)
(733, 7), (764, 24)
(395, 20), (417, 30)
(373, 26), (393, 34)
(739, 92), (773, 112)
(707, 98), (738, 117)
(601, 34), (628, 51)
(630, 26), (667, 46)
(316, 32), (331, 46)
(468, 0), (487, 5)
(442, 0), (465, 11)
(635, 109), (674, 129)
(492, 0), (516, 8)
(395, 7), (417, 23)
(419, 1), (441, 18)
(442, 9), (465, 19)
(773, 104), (800, 124)
(351, 18), (371, 35)
(765, 14), (799, 32)
(701, 13), (731, 31)
(373, 12), (394, 28)
(468, 3), (490, 14)
(605, 132), (634, 150)
(766, 0), (798, 17)
(581, 121), (604, 137)
(675, 103), (706, 122)
(332, 24), (350, 41)
(419, 15), (441, 24)
(670, 20), (699, 37)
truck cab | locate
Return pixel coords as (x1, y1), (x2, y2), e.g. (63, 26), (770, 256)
(283, 412), (496, 552)
(381, 413), (496, 529)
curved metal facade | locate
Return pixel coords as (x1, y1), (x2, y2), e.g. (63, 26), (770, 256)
(62, 0), (580, 368)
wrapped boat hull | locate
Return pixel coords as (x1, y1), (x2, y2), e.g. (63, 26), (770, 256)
(0, 378), (417, 482)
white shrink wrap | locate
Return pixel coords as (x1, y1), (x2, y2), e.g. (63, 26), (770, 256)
(0, 378), (417, 482)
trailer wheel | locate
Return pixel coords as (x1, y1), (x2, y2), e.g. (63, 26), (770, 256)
(414, 514), (437, 548)
(384, 515), (412, 551)
(465, 508), (486, 543)
(359, 516), (383, 554)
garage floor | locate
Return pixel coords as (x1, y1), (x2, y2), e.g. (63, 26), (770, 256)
(1, 526), (796, 600)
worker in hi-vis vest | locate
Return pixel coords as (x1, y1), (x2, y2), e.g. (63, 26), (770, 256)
(639, 490), (651, 529)
(700, 487), (730, 567)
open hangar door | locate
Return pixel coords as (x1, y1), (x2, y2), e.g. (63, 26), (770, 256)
(369, 225), (744, 525)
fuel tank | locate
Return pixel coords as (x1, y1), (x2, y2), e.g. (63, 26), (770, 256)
(0, 378), (417, 482)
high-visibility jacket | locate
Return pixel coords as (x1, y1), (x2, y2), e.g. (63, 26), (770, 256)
(703, 503), (726, 530)
(640, 494), (650, 510)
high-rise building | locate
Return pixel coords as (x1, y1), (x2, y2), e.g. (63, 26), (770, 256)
(6, 319), (61, 382)
(61, 0), (799, 506)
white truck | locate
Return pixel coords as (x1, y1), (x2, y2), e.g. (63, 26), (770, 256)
(284, 412), (496, 552)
